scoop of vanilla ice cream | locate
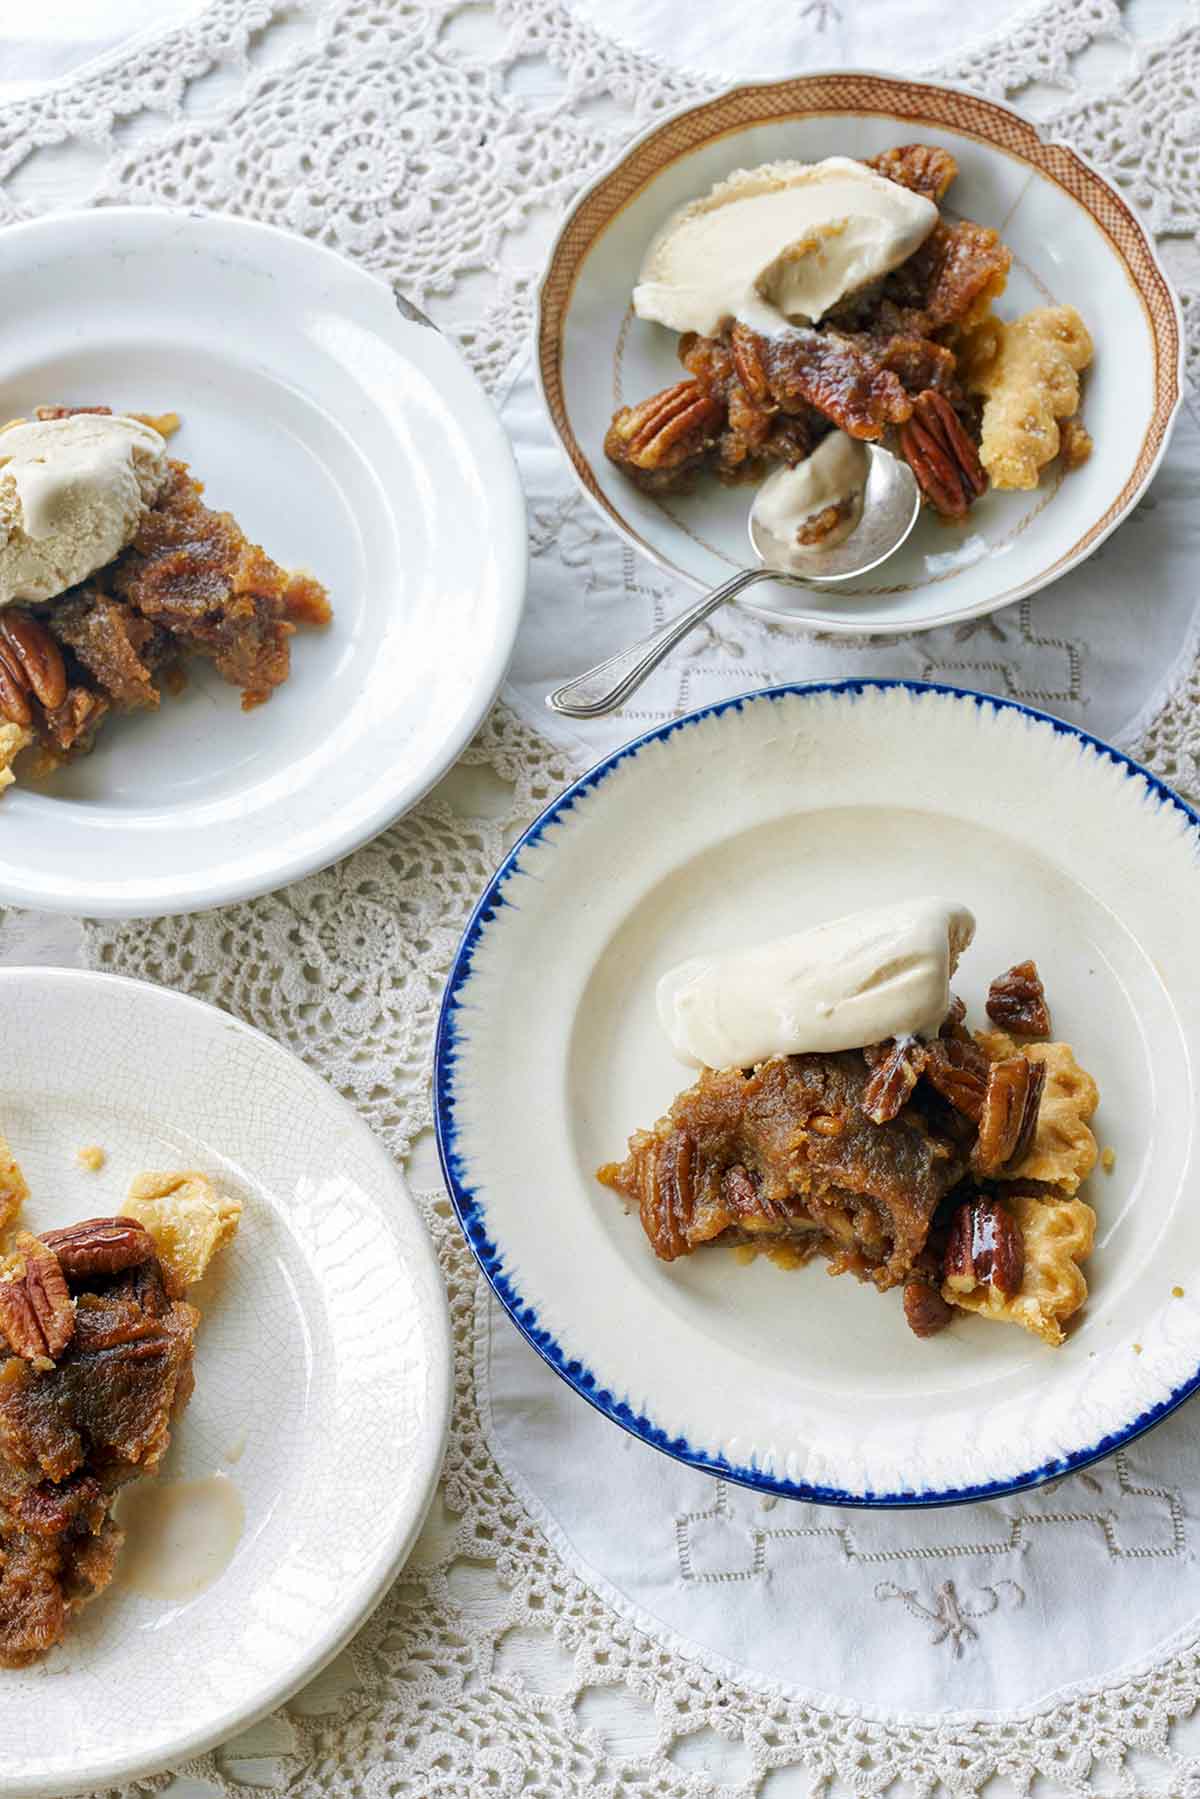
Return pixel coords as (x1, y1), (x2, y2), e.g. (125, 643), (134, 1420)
(751, 431), (870, 564)
(0, 413), (168, 605)
(657, 898), (976, 1070)
(633, 156), (937, 339)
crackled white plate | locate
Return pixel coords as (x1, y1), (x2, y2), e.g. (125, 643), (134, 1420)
(536, 73), (1183, 636)
(1, 969), (451, 1799)
(436, 681), (1200, 1507)
(0, 209), (526, 917)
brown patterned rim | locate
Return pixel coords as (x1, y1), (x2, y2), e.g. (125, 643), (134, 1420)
(536, 73), (1183, 618)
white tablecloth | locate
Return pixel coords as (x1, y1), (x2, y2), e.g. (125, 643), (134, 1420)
(3, 4), (1200, 1796)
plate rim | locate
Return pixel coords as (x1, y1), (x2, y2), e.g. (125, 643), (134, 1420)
(434, 676), (1200, 1510)
(0, 206), (528, 919)
(532, 70), (1185, 637)
(0, 964), (452, 1798)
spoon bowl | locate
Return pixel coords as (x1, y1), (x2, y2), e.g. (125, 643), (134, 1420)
(747, 442), (921, 584)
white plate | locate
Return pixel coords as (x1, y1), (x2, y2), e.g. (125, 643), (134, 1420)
(436, 681), (1200, 1506)
(0, 209), (526, 917)
(536, 74), (1183, 636)
(1, 968), (451, 1797)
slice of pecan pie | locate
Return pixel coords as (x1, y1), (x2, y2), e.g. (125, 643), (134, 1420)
(0, 407), (331, 779)
(0, 1150), (240, 1666)
(599, 1050), (968, 1289)
(0, 1220), (195, 1666)
(600, 960), (1100, 1345)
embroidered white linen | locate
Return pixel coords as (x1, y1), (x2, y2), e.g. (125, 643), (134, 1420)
(4, 0), (1200, 1795)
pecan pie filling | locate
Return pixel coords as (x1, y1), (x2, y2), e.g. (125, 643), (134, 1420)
(0, 1143), (240, 1666)
(600, 912), (1100, 1347)
(605, 145), (1093, 546)
(0, 406), (331, 789)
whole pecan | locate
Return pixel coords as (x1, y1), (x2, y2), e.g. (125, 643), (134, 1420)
(40, 1216), (156, 1283)
(1006, 1060), (1046, 1171)
(899, 388), (988, 517)
(903, 1270), (955, 1337)
(924, 1037), (989, 1121)
(0, 1233), (74, 1362)
(730, 330), (771, 405)
(861, 1037), (927, 1124)
(642, 1132), (696, 1263)
(0, 641), (32, 726)
(0, 611), (68, 726)
(1, 612), (68, 709)
(605, 380), (723, 472)
(971, 1057), (1046, 1176)
(986, 960), (1052, 1037)
(869, 144), (959, 203)
(943, 1193), (1025, 1300)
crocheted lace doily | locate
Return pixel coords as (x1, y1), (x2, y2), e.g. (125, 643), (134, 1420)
(3, 2), (1199, 1792)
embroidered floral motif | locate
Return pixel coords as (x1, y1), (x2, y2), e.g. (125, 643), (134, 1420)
(800, 0), (843, 27)
(875, 1578), (1025, 1656)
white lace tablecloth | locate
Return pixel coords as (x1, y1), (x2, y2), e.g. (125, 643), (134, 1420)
(3, 4), (1200, 1796)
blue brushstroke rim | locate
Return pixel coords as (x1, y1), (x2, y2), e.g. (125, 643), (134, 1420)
(434, 678), (1200, 1509)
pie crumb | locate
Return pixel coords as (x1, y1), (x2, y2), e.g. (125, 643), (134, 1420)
(1133, 1343), (1143, 1355)
(0, 723), (31, 797)
(0, 1127), (29, 1237)
(130, 410), (181, 440)
(76, 1145), (106, 1173)
(123, 1170), (242, 1289)
(1059, 415), (1093, 471)
(1101, 1146), (1116, 1173)
(1173, 1286), (1186, 1299)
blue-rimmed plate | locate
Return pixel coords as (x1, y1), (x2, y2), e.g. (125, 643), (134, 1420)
(435, 681), (1200, 1507)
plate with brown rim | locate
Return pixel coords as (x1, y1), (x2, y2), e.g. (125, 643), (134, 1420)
(535, 73), (1183, 636)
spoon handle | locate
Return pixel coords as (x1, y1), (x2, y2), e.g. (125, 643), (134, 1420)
(545, 566), (774, 719)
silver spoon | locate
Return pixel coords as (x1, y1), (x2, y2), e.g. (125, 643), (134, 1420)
(545, 443), (920, 720)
